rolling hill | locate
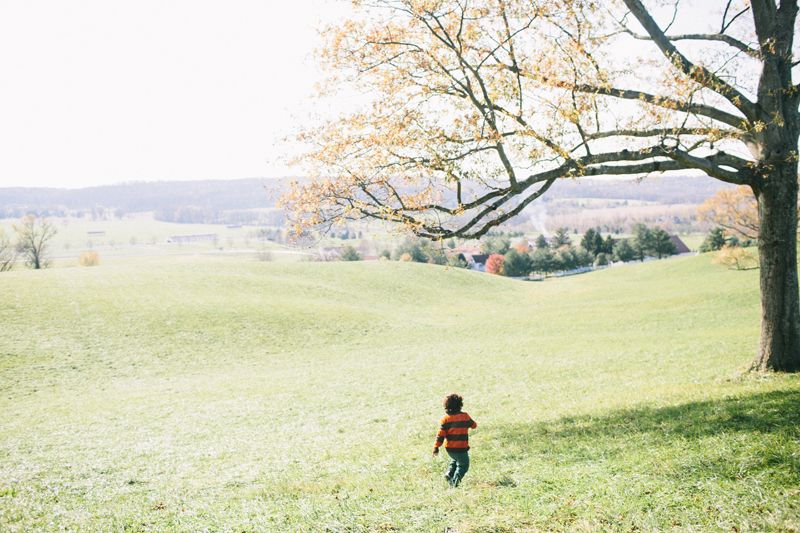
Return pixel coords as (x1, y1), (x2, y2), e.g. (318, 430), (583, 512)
(0, 255), (797, 530)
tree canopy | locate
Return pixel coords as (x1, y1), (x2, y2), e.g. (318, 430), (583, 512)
(284, 0), (800, 372)
(285, 0), (794, 238)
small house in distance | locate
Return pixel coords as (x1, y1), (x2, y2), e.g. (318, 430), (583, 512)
(455, 251), (489, 270)
(670, 235), (691, 254)
(451, 246), (492, 270)
(468, 254), (490, 270)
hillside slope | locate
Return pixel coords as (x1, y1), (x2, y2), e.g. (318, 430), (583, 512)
(1, 256), (797, 530)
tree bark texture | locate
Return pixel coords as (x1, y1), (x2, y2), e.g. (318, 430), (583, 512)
(753, 159), (800, 372)
(748, 0), (800, 371)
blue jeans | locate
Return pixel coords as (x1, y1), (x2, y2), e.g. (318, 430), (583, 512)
(445, 449), (470, 487)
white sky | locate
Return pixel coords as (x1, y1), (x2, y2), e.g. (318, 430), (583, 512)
(0, 1), (764, 190)
(0, 0), (347, 189)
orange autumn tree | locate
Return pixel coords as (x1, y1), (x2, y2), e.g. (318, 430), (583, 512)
(698, 182), (800, 239)
(284, 0), (800, 372)
(485, 253), (505, 274)
(514, 240), (532, 253)
(698, 186), (760, 239)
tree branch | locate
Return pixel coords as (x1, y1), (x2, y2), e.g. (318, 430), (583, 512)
(622, 0), (759, 120)
(721, 3), (751, 33)
(568, 83), (747, 129)
(625, 31), (760, 59)
(582, 127), (740, 141)
(499, 63), (748, 128)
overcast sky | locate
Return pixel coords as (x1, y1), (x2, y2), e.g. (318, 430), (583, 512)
(0, 0), (346, 189)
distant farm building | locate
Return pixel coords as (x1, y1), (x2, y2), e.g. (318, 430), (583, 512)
(167, 233), (218, 244)
(460, 253), (489, 271)
(670, 235), (691, 254)
(450, 247), (490, 270)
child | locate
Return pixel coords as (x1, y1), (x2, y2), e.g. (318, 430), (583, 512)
(432, 393), (477, 487)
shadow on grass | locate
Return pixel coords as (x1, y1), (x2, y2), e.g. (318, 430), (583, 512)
(487, 387), (800, 480)
(466, 389), (800, 530)
(497, 388), (799, 441)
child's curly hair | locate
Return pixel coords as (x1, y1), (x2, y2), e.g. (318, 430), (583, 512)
(444, 393), (464, 415)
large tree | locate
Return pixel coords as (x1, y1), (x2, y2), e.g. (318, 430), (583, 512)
(285, 0), (800, 372)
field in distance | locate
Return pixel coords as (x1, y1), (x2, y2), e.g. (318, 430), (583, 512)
(0, 255), (798, 530)
(0, 215), (308, 265)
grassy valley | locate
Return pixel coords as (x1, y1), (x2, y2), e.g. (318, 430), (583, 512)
(1, 255), (797, 530)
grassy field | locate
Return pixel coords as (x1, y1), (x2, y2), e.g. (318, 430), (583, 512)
(0, 216), (311, 266)
(0, 254), (798, 531)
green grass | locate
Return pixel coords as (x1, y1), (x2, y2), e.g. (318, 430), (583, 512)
(1, 255), (798, 531)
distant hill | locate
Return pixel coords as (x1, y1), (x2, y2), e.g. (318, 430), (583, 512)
(0, 178), (287, 215)
(0, 174), (731, 219)
(544, 175), (733, 204)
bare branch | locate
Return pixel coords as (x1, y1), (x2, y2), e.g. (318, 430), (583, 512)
(722, 4), (751, 33)
(625, 31), (760, 59)
(622, 0), (759, 120)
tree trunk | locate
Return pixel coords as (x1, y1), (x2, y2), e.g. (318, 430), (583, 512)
(752, 160), (800, 372)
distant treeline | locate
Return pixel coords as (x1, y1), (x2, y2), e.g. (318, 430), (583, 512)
(154, 206), (284, 226)
(0, 175), (731, 223)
